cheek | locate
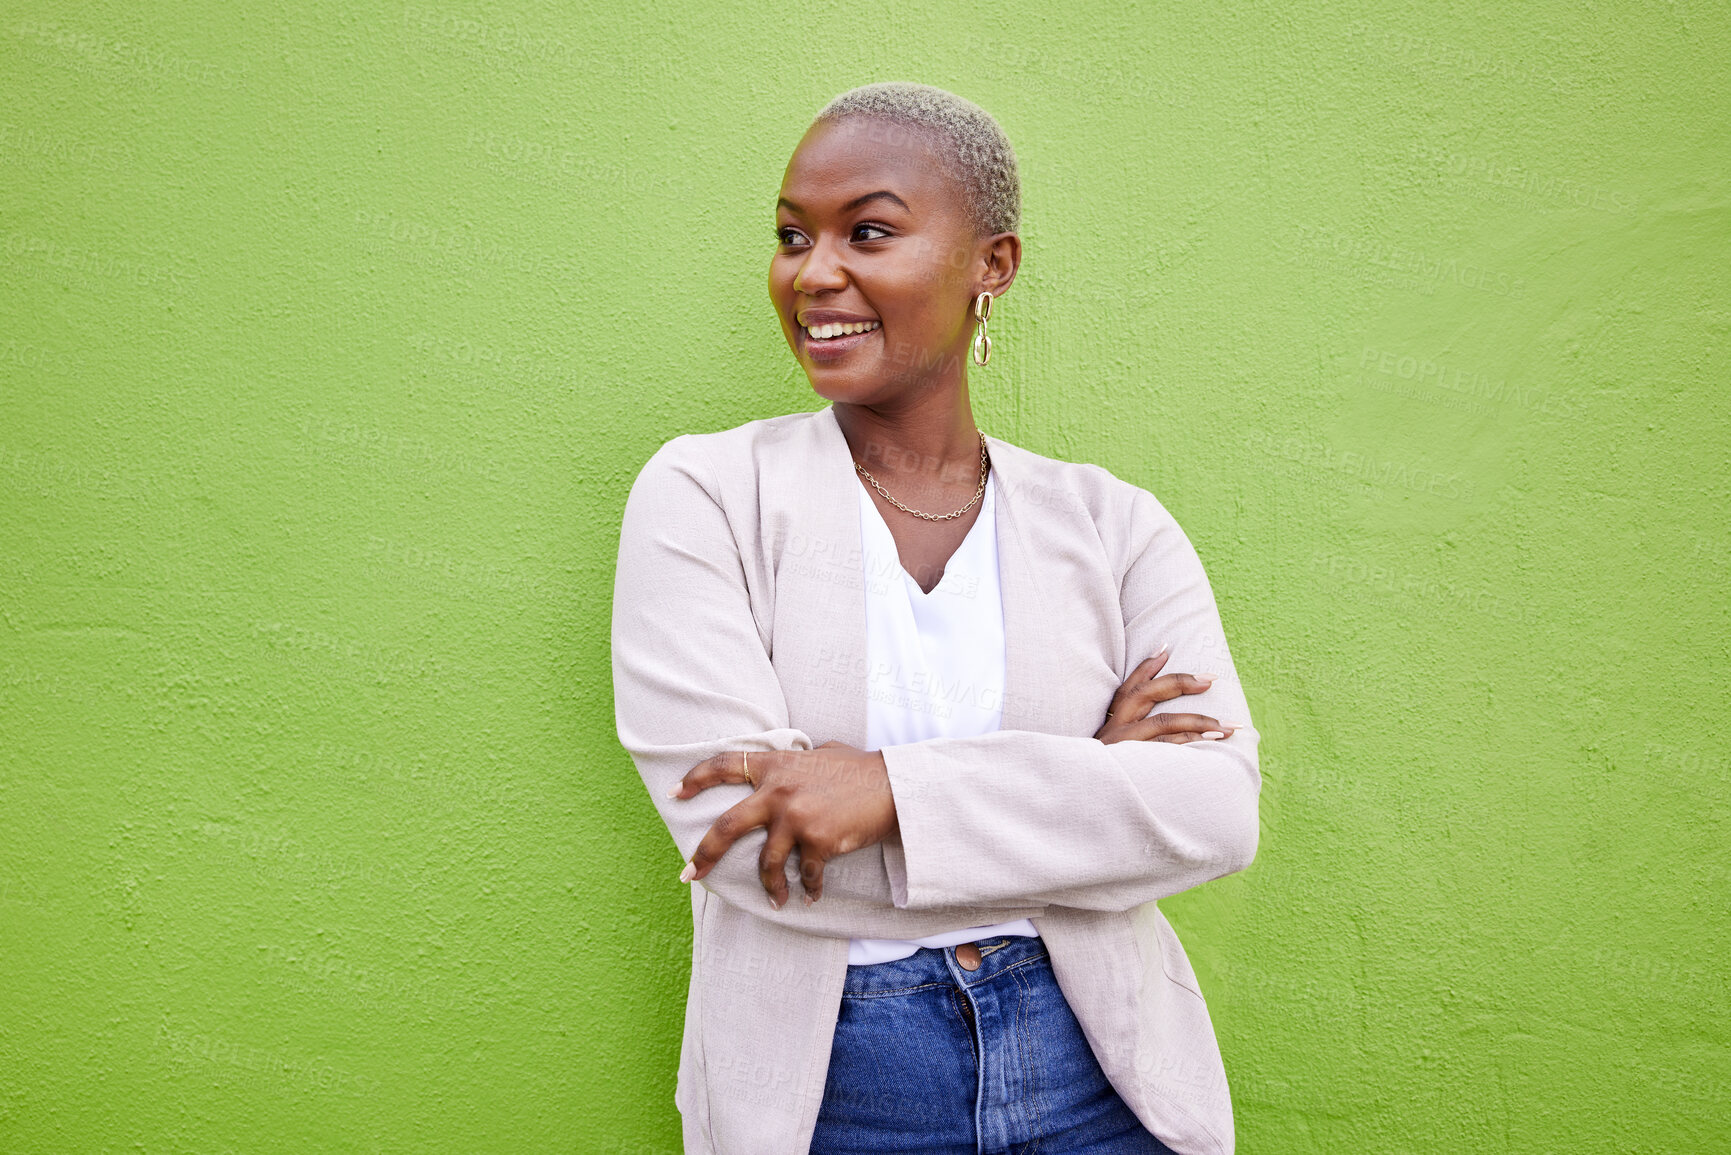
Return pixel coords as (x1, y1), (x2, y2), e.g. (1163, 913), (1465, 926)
(893, 268), (970, 330)
(918, 243), (974, 290)
(887, 293), (964, 344)
(766, 268), (794, 318)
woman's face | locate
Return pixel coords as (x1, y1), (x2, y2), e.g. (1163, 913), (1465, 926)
(769, 117), (1014, 407)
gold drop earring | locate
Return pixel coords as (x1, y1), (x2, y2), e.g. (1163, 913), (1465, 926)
(971, 291), (994, 366)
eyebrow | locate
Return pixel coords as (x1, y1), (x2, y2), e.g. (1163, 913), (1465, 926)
(776, 190), (911, 215)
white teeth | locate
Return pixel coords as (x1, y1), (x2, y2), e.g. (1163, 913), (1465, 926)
(805, 320), (880, 340)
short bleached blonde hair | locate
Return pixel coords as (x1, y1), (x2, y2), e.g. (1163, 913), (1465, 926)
(812, 81), (1021, 240)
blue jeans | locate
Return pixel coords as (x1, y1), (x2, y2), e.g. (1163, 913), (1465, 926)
(809, 935), (1180, 1154)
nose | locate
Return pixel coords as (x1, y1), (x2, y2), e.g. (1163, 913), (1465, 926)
(793, 234), (848, 297)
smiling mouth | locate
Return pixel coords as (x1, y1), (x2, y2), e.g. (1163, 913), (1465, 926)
(803, 320), (881, 341)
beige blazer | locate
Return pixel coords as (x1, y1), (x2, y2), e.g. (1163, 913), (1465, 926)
(611, 404), (1260, 1154)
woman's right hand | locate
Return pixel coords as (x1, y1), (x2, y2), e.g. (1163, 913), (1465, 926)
(1094, 645), (1244, 745)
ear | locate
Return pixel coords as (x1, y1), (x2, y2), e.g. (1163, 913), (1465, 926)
(976, 233), (1022, 298)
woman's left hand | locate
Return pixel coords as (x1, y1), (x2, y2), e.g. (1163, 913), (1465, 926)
(670, 741), (898, 910)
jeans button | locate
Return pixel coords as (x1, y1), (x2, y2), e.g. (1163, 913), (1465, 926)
(955, 942), (982, 971)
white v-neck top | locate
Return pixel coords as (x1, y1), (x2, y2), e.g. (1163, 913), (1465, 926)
(847, 470), (1040, 966)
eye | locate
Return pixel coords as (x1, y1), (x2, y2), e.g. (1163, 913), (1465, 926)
(853, 223), (891, 242)
(775, 225), (807, 246)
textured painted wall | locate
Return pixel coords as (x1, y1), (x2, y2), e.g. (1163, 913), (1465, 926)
(2, 1), (1726, 1151)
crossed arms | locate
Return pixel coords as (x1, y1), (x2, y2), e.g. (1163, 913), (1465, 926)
(610, 437), (1261, 938)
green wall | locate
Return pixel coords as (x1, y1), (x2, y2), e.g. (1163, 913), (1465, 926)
(3, 1), (1726, 1151)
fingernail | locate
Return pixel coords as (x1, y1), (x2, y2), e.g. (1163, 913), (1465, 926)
(1221, 721), (1247, 730)
(1153, 642), (1169, 657)
(679, 861), (696, 883)
(1201, 730), (1226, 740)
(666, 784), (682, 798)
(768, 895), (783, 911)
(803, 893), (815, 906)
(1195, 673), (1217, 685)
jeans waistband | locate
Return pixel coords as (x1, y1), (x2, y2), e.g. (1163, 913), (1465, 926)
(841, 934), (1046, 996)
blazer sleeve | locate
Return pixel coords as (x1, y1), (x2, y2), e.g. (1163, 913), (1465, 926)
(877, 482), (1262, 913)
(612, 435), (1022, 936)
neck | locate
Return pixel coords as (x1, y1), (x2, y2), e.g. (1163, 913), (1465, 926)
(832, 387), (982, 489)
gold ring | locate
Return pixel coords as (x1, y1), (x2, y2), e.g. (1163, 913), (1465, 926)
(742, 750), (753, 787)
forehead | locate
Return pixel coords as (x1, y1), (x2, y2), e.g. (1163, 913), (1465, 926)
(779, 117), (964, 217)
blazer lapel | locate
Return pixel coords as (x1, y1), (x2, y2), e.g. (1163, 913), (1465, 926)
(767, 406), (870, 746)
(986, 432), (1070, 736)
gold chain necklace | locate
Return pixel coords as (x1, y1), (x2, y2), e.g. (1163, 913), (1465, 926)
(854, 430), (990, 522)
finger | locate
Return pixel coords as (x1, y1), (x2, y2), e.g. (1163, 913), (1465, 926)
(1130, 646), (1172, 681)
(759, 817), (798, 910)
(1118, 713), (1234, 742)
(1150, 712), (1227, 734)
(669, 749), (762, 799)
(798, 849), (828, 905)
(1128, 671), (1218, 713)
(1106, 647), (1172, 719)
(682, 791), (773, 883)
(667, 751), (730, 799)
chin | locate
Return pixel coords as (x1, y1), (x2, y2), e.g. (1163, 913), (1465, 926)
(805, 377), (873, 405)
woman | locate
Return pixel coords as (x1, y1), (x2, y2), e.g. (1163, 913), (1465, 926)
(612, 82), (1259, 1154)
